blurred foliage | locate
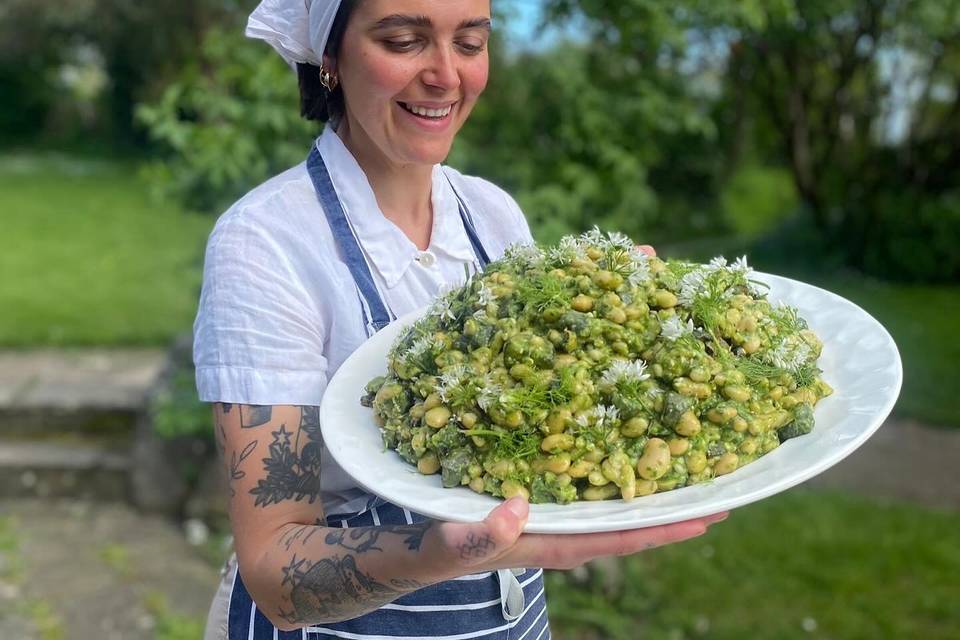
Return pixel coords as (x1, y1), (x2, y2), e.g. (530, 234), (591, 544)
(136, 26), (317, 212)
(0, 0), (253, 146)
(547, 489), (960, 639)
(150, 370), (213, 442)
(721, 166), (798, 239)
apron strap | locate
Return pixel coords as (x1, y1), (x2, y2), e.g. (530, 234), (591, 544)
(307, 146), (394, 335)
(444, 171), (491, 268)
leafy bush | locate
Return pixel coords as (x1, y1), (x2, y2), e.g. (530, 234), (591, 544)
(721, 165), (798, 239)
(137, 27), (317, 213)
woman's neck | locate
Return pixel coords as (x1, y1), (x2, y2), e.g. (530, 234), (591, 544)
(336, 121), (434, 251)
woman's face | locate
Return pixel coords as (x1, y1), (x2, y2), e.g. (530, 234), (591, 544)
(333, 0), (492, 168)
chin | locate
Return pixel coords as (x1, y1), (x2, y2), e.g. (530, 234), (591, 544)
(402, 141), (455, 166)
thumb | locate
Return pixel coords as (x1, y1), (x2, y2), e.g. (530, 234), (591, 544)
(441, 496), (529, 570)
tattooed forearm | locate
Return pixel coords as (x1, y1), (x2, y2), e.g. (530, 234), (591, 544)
(249, 407), (323, 508)
(240, 405), (273, 428)
(325, 524), (430, 554)
(277, 554), (427, 625)
(279, 524), (321, 551)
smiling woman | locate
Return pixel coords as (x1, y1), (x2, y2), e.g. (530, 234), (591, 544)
(193, 1), (726, 639)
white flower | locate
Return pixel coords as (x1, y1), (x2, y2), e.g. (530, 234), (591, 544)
(505, 242), (544, 268)
(767, 338), (812, 373)
(607, 231), (634, 250)
(708, 256), (729, 271)
(661, 315), (695, 341)
(601, 359), (650, 387)
(477, 281), (496, 306)
(406, 334), (436, 360)
(476, 376), (503, 411)
(595, 404), (620, 425)
(437, 365), (470, 401)
(678, 268), (708, 306)
(627, 248), (651, 287)
(548, 235), (588, 264)
(582, 225), (605, 247)
(731, 255), (752, 276)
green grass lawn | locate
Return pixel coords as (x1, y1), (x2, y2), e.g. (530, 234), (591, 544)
(547, 489), (960, 640)
(0, 153), (213, 346)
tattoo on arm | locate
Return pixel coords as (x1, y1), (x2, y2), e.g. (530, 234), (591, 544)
(324, 524), (429, 554)
(228, 441), (258, 498)
(457, 533), (495, 560)
(277, 554), (426, 625)
(240, 405), (273, 428)
(250, 406), (323, 507)
(275, 522), (432, 625)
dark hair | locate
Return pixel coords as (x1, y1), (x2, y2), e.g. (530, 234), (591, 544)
(297, 0), (359, 123)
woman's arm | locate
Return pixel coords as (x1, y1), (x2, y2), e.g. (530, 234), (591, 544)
(217, 402), (725, 631)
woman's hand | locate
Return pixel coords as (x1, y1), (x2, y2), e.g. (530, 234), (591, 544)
(432, 497), (727, 575)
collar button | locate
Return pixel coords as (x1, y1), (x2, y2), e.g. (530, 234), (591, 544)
(418, 251), (436, 267)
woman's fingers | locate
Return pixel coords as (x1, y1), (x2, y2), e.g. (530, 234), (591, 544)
(636, 244), (657, 257)
(494, 512), (728, 571)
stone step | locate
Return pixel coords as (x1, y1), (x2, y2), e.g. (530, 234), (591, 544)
(0, 348), (166, 438)
(0, 439), (131, 501)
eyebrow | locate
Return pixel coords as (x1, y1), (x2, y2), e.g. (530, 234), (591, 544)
(371, 14), (492, 32)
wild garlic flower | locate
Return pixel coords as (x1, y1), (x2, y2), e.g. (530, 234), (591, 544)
(601, 359), (650, 387)
(476, 377), (503, 411)
(678, 269), (708, 307)
(437, 364), (471, 402)
(582, 226), (606, 247)
(504, 243), (545, 268)
(661, 315), (695, 341)
(594, 404), (620, 426)
(406, 334), (437, 360)
(627, 247), (651, 287)
(477, 281), (496, 306)
(767, 339), (813, 374)
(547, 235), (588, 264)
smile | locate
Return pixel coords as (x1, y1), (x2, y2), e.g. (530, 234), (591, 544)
(399, 102), (455, 119)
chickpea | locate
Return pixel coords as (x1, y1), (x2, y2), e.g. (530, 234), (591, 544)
(689, 367), (711, 383)
(425, 406), (452, 429)
(459, 412), (478, 428)
(469, 477), (485, 493)
(423, 393), (442, 410)
(636, 438), (672, 480)
(486, 459), (516, 480)
(546, 408), (572, 434)
(606, 307), (627, 324)
(546, 453), (572, 474)
(501, 480), (530, 500)
(732, 416), (749, 433)
(568, 459), (595, 478)
(634, 479), (658, 497)
(675, 410), (702, 437)
(417, 453), (440, 475)
(582, 484), (620, 501)
(714, 453), (740, 476)
(723, 385), (752, 403)
(668, 438), (690, 456)
(686, 450), (707, 474)
(572, 294), (595, 312)
(588, 470), (611, 486)
(621, 416), (649, 437)
(653, 290), (678, 309)
(541, 433), (575, 453)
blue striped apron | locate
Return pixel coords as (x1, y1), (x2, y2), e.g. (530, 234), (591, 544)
(225, 146), (551, 640)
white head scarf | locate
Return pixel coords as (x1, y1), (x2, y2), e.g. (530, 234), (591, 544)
(246, 0), (345, 68)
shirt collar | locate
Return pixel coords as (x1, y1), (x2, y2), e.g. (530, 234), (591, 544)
(316, 128), (477, 289)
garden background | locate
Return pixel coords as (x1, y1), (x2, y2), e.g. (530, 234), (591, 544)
(1, 0), (958, 638)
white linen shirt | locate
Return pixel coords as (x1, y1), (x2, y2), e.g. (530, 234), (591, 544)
(193, 126), (534, 515)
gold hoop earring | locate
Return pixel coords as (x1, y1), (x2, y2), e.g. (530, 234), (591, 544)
(319, 66), (339, 91)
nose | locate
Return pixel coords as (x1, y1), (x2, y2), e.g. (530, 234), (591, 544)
(421, 44), (460, 92)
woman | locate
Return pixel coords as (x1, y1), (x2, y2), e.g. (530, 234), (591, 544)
(194, 1), (728, 638)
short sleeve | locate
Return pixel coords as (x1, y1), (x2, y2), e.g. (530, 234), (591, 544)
(498, 188), (535, 245)
(193, 214), (329, 406)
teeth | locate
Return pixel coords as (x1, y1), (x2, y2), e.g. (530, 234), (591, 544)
(404, 103), (453, 118)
